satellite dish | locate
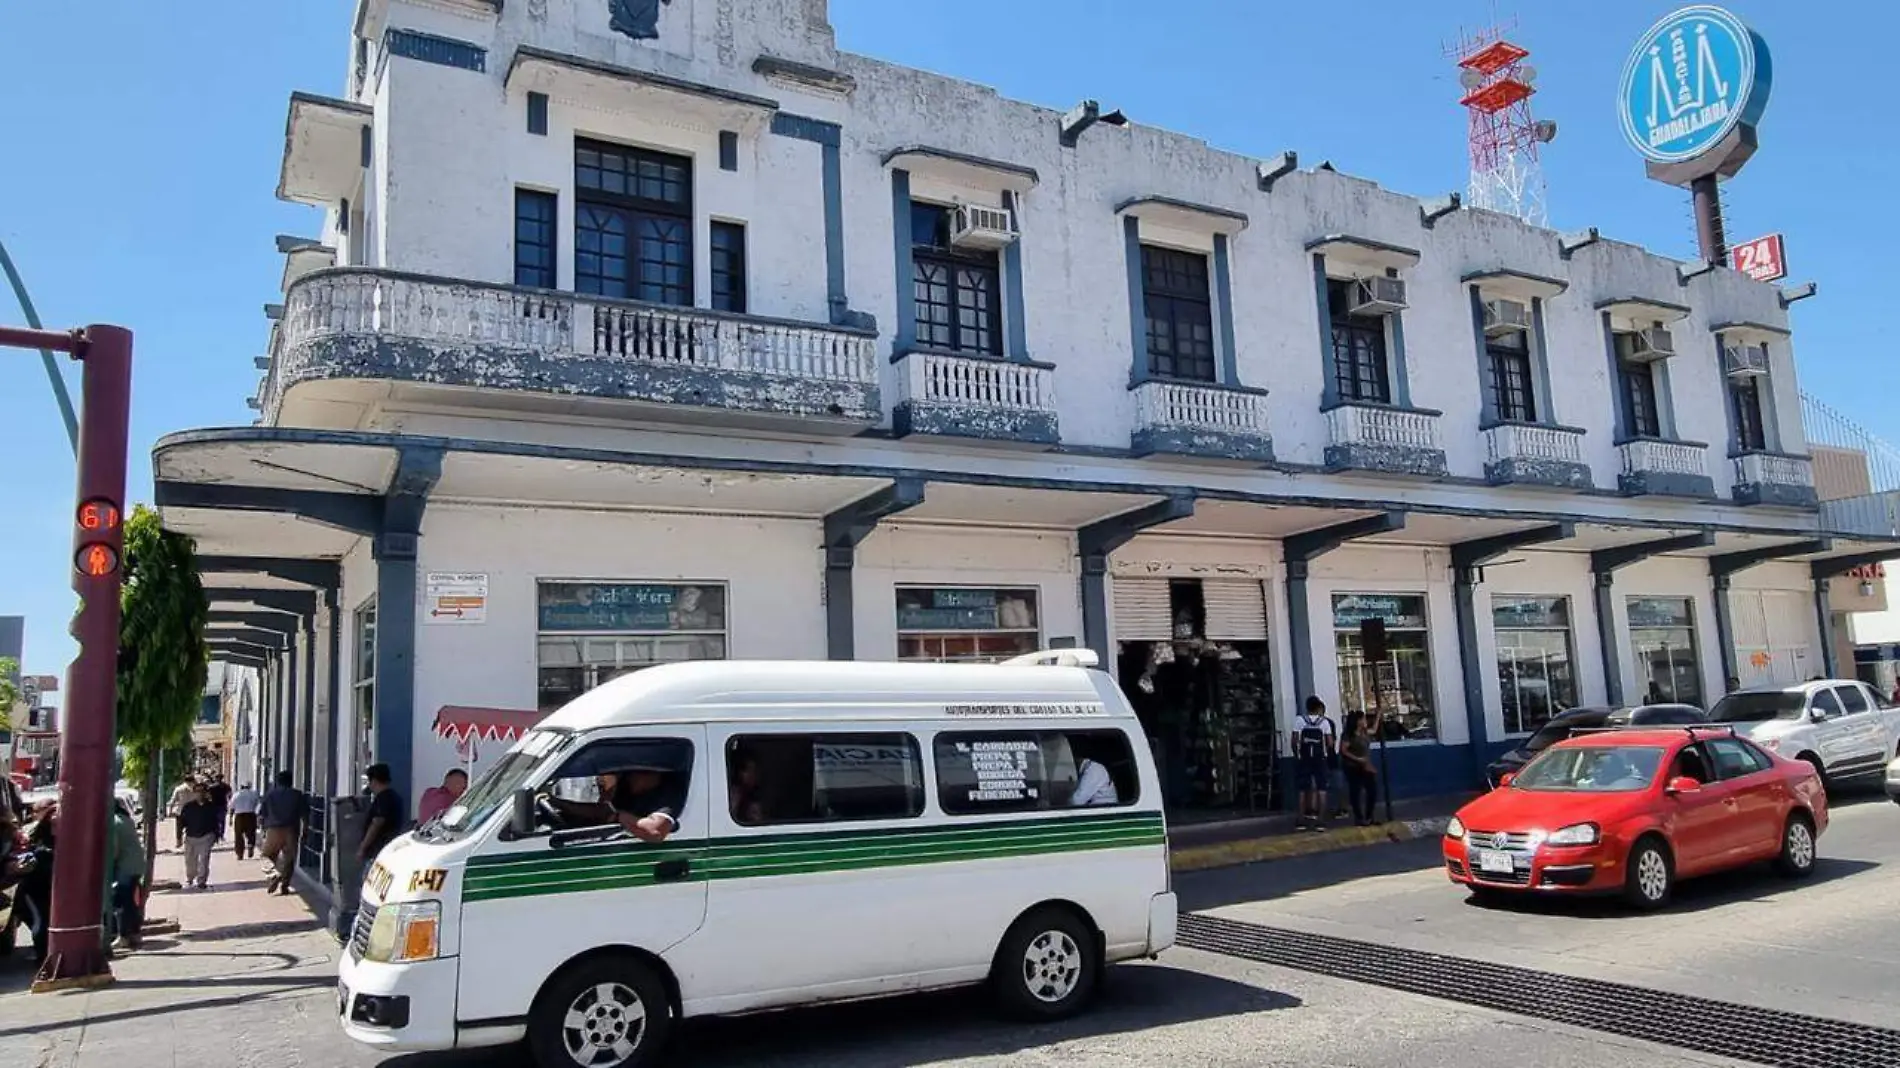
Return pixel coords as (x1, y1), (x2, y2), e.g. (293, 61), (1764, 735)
(1533, 119), (1559, 143)
(1459, 68), (1485, 90)
(1517, 64), (1538, 85)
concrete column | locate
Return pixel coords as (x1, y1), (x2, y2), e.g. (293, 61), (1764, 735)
(1815, 579), (1839, 678)
(1285, 559), (1315, 703)
(1594, 571), (1624, 706)
(372, 539), (419, 800)
(1452, 566), (1489, 782)
(1712, 573), (1738, 688)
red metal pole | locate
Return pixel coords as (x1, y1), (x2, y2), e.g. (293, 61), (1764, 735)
(34, 324), (132, 990)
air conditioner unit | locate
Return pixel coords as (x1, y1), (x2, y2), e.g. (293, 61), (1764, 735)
(1482, 298), (1530, 337)
(1348, 276), (1407, 316)
(1723, 343), (1768, 378)
(1626, 326), (1675, 362)
(950, 203), (1018, 250)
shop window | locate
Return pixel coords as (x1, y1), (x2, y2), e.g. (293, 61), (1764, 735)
(895, 587), (1039, 662)
(353, 599), (377, 776)
(1492, 595), (1578, 735)
(911, 203), (1001, 355)
(933, 728), (1139, 815)
(1327, 279), (1392, 404)
(725, 733), (923, 826)
(1141, 245), (1215, 382)
(1332, 594), (1436, 741)
(1627, 596), (1702, 708)
(536, 582), (728, 713)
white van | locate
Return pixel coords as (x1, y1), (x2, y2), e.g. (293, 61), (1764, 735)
(336, 652), (1176, 1068)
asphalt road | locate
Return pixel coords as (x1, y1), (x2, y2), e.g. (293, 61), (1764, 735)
(7, 792), (1895, 1068)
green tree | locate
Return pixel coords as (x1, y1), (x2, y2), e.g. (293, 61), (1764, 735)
(0, 656), (19, 726)
(115, 505), (209, 873)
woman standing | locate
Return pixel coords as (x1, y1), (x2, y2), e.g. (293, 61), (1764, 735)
(1339, 712), (1379, 827)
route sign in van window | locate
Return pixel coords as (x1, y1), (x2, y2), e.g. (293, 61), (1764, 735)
(934, 730), (1137, 814)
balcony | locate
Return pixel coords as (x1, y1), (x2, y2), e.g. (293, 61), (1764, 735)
(1323, 402), (1447, 478)
(261, 269), (881, 432)
(1617, 438), (1715, 498)
(1130, 380), (1274, 464)
(891, 351), (1058, 448)
(1731, 451), (1818, 508)
(1483, 422), (1593, 490)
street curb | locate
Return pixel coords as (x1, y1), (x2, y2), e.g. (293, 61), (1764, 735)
(1170, 816), (1452, 872)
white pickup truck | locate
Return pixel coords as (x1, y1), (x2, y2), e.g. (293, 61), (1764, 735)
(1709, 679), (1900, 791)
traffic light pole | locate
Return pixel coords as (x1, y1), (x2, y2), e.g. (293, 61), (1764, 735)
(0, 323), (132, 990)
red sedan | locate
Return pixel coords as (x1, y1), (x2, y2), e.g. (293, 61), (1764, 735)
(1444, 727), (1827, 909)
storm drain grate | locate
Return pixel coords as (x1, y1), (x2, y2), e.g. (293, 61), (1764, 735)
(1178, 912), (1900, 1068)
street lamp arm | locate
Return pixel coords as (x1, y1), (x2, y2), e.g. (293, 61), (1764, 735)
(0, 236), (80, 453)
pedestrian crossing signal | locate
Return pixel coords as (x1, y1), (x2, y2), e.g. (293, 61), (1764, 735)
(76, 542), (118, 577)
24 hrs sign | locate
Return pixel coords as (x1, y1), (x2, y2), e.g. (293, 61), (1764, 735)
(1730, 233), (1787, 283)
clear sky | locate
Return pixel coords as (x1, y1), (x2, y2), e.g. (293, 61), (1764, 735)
(1, 0), (1894, 679)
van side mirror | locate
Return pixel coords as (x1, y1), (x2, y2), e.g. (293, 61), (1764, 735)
(507, 787), (536, 839)
(1665, 776), (1701, 795)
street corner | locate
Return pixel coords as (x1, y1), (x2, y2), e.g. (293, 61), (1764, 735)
(1170, 817), (1451, 873)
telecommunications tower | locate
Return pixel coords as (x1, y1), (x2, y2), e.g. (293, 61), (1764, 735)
(1449, 22), (1557, 227)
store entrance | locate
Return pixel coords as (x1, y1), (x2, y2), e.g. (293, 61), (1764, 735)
(1115, 578), (1279, 817)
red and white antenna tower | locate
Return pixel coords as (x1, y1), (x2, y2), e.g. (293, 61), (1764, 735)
(1448, 20), (1557, 227)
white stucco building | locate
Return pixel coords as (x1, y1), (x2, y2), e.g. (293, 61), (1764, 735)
(159, 0), (1900, 897)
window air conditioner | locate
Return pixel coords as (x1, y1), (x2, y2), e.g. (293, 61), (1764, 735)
(1348, 276), (1407, 316)
(950, 203), (1018, 251)
(1482, 298), (1531, 337)
(1626, 326), (1675, 362)
(1723, 343), (1768, 378)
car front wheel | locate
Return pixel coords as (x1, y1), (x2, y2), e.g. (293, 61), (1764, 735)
(1623, 838), (1673, 910)
(1774, 813), (1817, 878)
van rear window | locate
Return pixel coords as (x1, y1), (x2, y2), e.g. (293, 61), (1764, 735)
(933, 729), (1138, 814)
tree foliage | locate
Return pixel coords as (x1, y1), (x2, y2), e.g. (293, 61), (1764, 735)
(116, 504), (209, 869)
(0, 657), (18, 724)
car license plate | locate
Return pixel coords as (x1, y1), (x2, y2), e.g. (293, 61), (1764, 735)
(1475, 849), (1515, 875)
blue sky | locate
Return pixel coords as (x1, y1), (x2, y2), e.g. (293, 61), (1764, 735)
(1, 0), (1894, 678)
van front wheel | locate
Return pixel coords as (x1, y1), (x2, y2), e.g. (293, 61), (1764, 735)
(991, 906), (1100, 1021)
(528, 956), (672, 1068)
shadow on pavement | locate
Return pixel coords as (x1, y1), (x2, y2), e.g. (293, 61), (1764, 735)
(1461, 855), (1880, 917)
(385, 963), (1296, 1068)
(1177, 836), (1447, 913)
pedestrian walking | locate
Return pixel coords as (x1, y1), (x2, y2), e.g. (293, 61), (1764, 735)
(1291, 696), (1337, 832)
(357, 763), (405, 864)
(416, 768), (468, 825)
(259, 771), (307, 896)
(169, 776), (196, 850)
(229, 781), (261, 859)
(178, 784), (220, 889)
(208, 775), (233, 843)
(1339, 711), (1379, 827)
(108, 799), (146, 948)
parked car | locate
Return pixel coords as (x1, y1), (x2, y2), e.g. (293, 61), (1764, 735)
(1446, 726), (1826, 909)
(1885, 754), (1900, 805)
(1708, 680), (1899, 791)
(1485, 704), (1707, 788)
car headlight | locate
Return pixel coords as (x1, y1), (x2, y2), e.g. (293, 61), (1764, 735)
(1546, 822), (1600, 847)
(364, 901), (441, 963)
(1445, 817), (1466, 840)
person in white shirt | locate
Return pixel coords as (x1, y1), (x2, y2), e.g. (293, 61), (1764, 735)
(229, 783), (263, 860)
(1069, 757), (1120, 807)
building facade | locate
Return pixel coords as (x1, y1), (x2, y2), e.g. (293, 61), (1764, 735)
(160, 0), (1900, 871)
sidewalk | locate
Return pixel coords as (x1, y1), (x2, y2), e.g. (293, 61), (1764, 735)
(141, 839), (327, 942)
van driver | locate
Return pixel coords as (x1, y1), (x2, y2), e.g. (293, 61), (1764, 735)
(595, 762), (685, 843)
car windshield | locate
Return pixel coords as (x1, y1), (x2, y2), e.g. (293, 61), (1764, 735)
(430, 729), (574, 840)
(1513, 745), (1665, 792)
(1710, 692), (1806, 724)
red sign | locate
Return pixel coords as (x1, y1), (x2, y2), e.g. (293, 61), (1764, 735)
(1850, 563), (1887, 581)
(1730, 233), (1787, 283)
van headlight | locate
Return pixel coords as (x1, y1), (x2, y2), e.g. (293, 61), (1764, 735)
(1546, 823), (1600, 847)
(1445, 817), (1466, 840)
(364, 901), (440, 963)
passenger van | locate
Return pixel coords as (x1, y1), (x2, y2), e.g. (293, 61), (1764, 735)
(336, 651), (1176, 1068)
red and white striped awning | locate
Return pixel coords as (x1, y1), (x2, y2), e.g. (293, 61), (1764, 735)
(432, 705), (546, 743)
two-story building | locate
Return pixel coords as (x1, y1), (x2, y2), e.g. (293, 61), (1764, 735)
(166, 0), (1900, 872)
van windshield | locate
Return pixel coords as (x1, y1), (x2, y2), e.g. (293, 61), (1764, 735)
(430, 729), (574, 840)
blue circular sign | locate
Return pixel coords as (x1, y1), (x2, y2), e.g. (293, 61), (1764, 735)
(1617, 5), (1773, 165)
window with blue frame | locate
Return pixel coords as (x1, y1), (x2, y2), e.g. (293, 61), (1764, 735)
(910, 203), (1001, 355)
(574, 139), (692, 305)
(1327, 279), (1391, 404)
(198, 696), (221, 726)
(710, 221), (747, 314)
(1730, 375), (1766, 452)
(1141, 245), (1215, 382)
(1487, 328), (1536, 422)
(514, 189), (557, 288)
(1614, 334), (1662, 438)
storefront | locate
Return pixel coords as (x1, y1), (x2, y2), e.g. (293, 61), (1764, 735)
(895, 586), (1041, 662)
(1626, 596), (1702, 707)
(535, 581), (730, 712)
(1113, 576), (1276, 814)
(1331, 593), (1437, 742)
(1491, 595), (1579, 734)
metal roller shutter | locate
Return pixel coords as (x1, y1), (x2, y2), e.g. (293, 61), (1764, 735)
(1203, 579), (1269, 641)
(1112, 578), (1173, 642)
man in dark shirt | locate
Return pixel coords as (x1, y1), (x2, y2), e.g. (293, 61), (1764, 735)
(178, 785), (221, 889)
(598, 763), (684, 843)
(259, 770), (307, 896)
(207, 774), (233, 843)
(358, 763), (405, 863)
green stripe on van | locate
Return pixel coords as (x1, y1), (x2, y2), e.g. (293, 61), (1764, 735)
(461, 811), (1165, 904)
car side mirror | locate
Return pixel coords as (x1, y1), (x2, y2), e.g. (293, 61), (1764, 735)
(505, 787), (535, 840)
(1665, 776), (1701, 795)
(1497, 772), (1516, 788)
